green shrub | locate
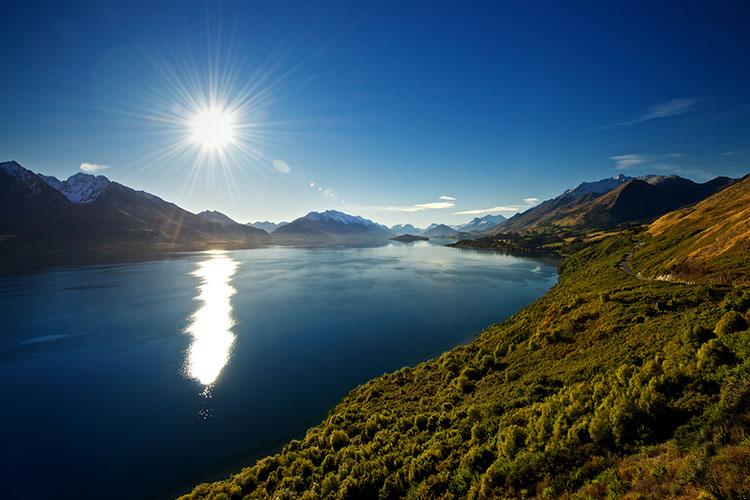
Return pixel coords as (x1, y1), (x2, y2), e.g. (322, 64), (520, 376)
(715, 311), (747, 336)
(329, 430), (350, 450)
(696, 340), (735, 370)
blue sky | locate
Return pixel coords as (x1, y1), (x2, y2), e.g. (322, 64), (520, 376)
(1, 0), (749, 226)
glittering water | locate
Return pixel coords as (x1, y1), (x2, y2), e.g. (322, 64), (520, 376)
(0, 243), (557, 499)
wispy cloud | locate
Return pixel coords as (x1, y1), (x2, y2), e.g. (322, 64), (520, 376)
(610, 154), (648, 169)
(438, 195), (456, 201)
(416, 201), (454, 209)
(610, 153), (683, 170)
(365, 200), (455, 212)
(720, 149), (749, 157)
(523, 197), (540, 205)
(599, 98), (697, 129)
(80, 162), (109, 173)
(272, 159), (291, 174)
(454, 206), (520, 215)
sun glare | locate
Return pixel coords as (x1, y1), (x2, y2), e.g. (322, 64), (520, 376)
(189, 106), (236, 150)
(185, 252), (239, 386)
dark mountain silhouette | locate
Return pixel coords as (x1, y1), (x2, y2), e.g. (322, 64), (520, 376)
(197, 210), (241, 227)
(0, 161), (269, 256)
(495, 174), (735, 233)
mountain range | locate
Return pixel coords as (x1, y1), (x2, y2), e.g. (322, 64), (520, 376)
(271, 210), (392, 244)
(2, 160), (740, 263)
(454, 214), (507, 233)
(247, 220), (289, 233)
(489, 174), (735, 235)
(0, 161), (269, 259)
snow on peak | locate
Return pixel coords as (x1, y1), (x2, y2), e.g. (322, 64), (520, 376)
(44, 172), (112, 203)
(307, 210), (370, 225)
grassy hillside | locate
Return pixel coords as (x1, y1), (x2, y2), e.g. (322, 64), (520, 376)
(634, 175), (750, 285)
(182, 188), (750, 499)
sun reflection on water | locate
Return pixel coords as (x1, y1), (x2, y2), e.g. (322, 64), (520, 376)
(185, 251), (239, 387)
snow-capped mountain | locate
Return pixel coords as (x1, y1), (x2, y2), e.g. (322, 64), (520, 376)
(42, 172), (112, 203)
(247, 220), (288, 232)
(272, 210), (391, 243)
(561, 174), (632, 198)
(0, 160), (270, 254)
(455, 214), (507, 233)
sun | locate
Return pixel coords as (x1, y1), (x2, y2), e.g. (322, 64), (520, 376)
(189, 106), (236, 150)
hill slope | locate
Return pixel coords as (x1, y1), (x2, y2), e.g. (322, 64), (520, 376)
(633, 175), (750, 285)
(496, 175), (734, 234)
(183, 177), (750, 498)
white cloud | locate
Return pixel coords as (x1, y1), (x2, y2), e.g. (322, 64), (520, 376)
(438, 195), (456, 201)
(80, 162), (109, 173)
(365, 200), (455, 212)
(610, 154), (648, 169)
(523, 197), (540, 205)
(454, 206), (520, 215)
(610, 153), (683, 170)
(415, 201), (454, 209)
(599, 98), (697, 129)
(272, 159), (291, 174)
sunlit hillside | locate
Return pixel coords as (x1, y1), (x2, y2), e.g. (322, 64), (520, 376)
(637, 175), (750, 285)
(182, 169), (750, 499)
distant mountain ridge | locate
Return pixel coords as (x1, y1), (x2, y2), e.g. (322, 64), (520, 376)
(390, 223), (423, 235)
(197, 210), (239, 227)
(423, 223), (459, 238)
(455, 214), (506, 233)
(248, 220), (288, 233)
(272, 210), (391, 244)
(41, 172), (114, 204)
(494, 173), (735, 234)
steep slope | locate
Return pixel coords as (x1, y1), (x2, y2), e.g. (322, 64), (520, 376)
(42, 172), (111, 203)
(0, 161), (74, 238)
(0, 162), (269, 256)
(633, 175), (750, 284)
(496, 174), (734, 234)
(184, 182), (750, 499)
(573, 178), (683, 227)
(456, 215), (507, 233)
(272, 210), (391, 244)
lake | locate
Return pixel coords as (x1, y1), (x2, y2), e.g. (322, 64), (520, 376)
(0, 242), (557, 499)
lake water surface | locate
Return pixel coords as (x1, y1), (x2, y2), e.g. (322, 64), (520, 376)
(0, 242), (557, 499)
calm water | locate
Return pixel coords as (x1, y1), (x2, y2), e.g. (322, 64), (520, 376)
(0, 242), (557, 499)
